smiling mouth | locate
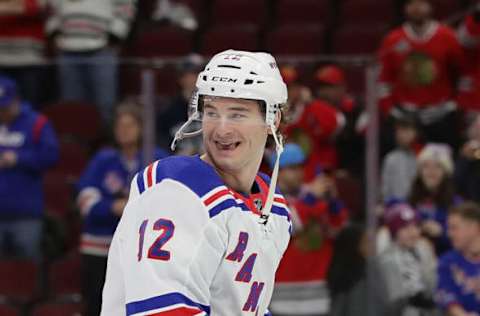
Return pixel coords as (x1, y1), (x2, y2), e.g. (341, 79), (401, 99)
(214, 140), (241, 151)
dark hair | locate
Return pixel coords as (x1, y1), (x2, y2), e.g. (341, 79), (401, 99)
(408, 174), (455, 209)
(327, 223), (367, 298)
(449, 201), (480, 224)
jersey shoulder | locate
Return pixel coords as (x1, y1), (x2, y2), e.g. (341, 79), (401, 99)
(136, 155), (222, 195)
(135, 156), (239, 218)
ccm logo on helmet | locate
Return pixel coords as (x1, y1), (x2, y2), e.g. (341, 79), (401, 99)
(212, 76), (238, 83)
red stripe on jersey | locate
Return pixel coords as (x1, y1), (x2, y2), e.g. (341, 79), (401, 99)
(147, 163), (154, 188)
(147, 306), (204, 315)
(274, 197), (287, 205)
(204, 189), (230, 206)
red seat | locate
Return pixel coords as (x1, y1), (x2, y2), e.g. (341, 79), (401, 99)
(434, 0), (461, 20)
(48, 252), (82, 299)
(341, 0), (394, 27)
(266, 25), (324, 56)
(44, 171), (73, 217)
(31, 302), (84, 316)
(130, 26), (194, 57)
(276, 0), (330, 27)
(42, 102), (102, 144)
(0, 304), (19, 316)
(52, 141), (89, 181)
(211, 0), (267, 27)
(200, 26), (260, 56)
(332, 25), (387, 55)
(0, 260), (39, 303)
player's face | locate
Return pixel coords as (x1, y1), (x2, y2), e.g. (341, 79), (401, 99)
(448, 214), (480, 252)
(115, 113), (141, 148)
(201, 96), (268, 175)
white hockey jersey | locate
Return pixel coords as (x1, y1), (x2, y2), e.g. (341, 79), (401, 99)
(101, 155), (292, 316)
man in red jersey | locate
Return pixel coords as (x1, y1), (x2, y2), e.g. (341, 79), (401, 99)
(378, 0), (465, 149)
(284, 65), (347, 181)
(457, 3), (480, 113)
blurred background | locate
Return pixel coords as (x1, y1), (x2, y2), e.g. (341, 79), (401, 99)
(1, 0), (480, 315)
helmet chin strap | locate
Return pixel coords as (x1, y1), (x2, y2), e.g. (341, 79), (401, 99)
(260, 124), (284, 225)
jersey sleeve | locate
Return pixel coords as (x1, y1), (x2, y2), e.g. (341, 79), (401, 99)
(102, 175), (226, 316)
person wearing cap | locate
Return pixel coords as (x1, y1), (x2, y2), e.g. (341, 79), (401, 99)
(382, 115), (421, 201)
(435, 201), (480, 316)
(156, 54), (204, 152)
(378, 202), (438, 316)
(270, 143), (349, 316)
(278, 65), (312, 125)
(0, 75), (59, 259)
(284, 65), (348, 180)
(377, 0), (465, 149)
(409, 143), (461, 255)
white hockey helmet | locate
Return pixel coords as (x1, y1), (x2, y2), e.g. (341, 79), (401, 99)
(171, 49), (288, 223)
(171, 49), (288, 148)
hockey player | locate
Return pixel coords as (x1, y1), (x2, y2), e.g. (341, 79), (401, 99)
(101, 50), (291, 316)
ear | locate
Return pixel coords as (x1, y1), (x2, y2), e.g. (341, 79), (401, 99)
(267, 110), (282, 135)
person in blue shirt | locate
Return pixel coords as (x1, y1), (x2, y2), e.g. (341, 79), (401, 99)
(76, 102), (169, 316)
(0, 75), (59, 259)
(435, 201), (480, 316)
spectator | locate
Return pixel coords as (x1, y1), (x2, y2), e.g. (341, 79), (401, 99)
(76, 102), (168, 316)
(46, 0), (136, 123)
(378, 0), (465, 149)
(457, 4), (480, 112)
(327, 224), (385, 316)
(382, 115), (420, 201)
(0, 75), (59, 259)
(409, 143), (459, 255)
(0, 0), (47, 106)
(270, 143), (349, 316)
(314, 65), (365, 177)
(435, 201), (480, 316)
(378, 202), (438, 316)
(284, 66), (346, 181)
(455, 114), (480, 203)
(152, 0), (198, 31)
(279, 64), (312, 126)
(156, 54), (203, 154)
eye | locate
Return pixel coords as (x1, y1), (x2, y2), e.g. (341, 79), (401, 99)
(205, 111), (219, 118)
(231, 113), (247, 120)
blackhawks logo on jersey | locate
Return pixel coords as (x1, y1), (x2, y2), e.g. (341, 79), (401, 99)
(400, 52), (438, 87)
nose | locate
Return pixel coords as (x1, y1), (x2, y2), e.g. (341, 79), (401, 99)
(212, 117), (236, 139)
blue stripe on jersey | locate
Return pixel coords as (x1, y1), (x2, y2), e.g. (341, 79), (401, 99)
(208, 199), (238, 218)
(154, 156), (224, 198)
(271, 205), (290, 219)
(125, 292), (210, 315)
(136, 170), (145, 194)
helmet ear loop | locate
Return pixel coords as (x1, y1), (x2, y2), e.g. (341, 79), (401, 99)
(170, 114), (203, 151)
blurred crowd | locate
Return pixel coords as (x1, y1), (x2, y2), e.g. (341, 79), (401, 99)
(1, 0), (480, 316)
